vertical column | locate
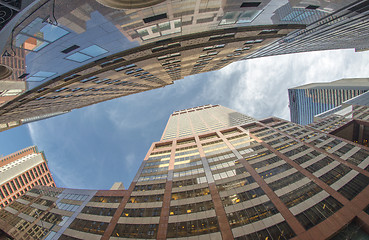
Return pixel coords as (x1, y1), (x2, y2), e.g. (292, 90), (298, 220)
(101, 143), (157, 240)
(157, 140), (177, 240)
(195, 135), (234, 240)
(218, 129), (307, 238)
(101, 180), (136, 240)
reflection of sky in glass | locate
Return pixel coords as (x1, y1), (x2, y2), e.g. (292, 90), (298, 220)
(66, 52), (92, 62)
(80, 45), (108, 57)
(237, 10), (263, 23)
(27, 76), (46, 82)
(33, 71), (56, 77)
(41, 24), (69, 42)
(15, 18), (69, 52)
(32, 41), (49, 51)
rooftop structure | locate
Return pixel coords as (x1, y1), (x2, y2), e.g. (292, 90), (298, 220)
(0, 105), (369, 239)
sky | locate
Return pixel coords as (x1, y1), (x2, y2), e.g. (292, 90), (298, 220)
(1, 48), (369, 190)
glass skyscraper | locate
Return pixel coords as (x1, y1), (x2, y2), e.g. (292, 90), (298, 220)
(288, 78), (369, 125)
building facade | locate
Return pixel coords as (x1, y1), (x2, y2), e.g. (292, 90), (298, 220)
(0, 146), (56, 209)
(245, 0), (369, 59)
(1, 105), (369, 239)
(0, 0), (304, 130)
(288, 78), (369, 125)
(0, 0), (368, 131)
(311, 90), (369, 147)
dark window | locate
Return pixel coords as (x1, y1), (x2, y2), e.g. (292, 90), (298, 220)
(143, 13), (167, 23)
(348, 1), (369, 13)
(61, 45), (80, 54)
(240, 2), (261, 7)
(338, 173), (369, 200)
(306, 5), (319, 10)
(18, 73), (29, 79)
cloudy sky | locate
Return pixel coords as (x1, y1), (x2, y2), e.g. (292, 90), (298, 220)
(1, 48), (369, 190)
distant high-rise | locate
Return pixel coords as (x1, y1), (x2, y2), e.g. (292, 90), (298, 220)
(288, 78), (369, 125)
(0, 146), (56, 209)
(245, 0), (369, 59)
(1, 105), (369, 239)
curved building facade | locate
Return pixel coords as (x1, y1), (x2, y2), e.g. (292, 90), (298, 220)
(1, 0), (369, 131)
(1, 105), (369, 239)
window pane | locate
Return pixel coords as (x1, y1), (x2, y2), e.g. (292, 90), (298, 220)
(66, 52), (92, 62)
(33, 71), (56, 77)
(80, 45), (108, 57)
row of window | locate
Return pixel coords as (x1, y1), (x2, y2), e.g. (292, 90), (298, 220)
(171, 187), (210, 200)
(90, 196), (122, 203)
(81, 206), (117, 216)
(235, 221), (296, 240)
(258, 163), (292, 179)
(280, 182), (323, 209)
(122, 207), (161, 217)
(133, 183), (165, 192)
(296, 197), (343, 230)
(112, 223), (158, 239)
(221, 187), (265, 207)
(69, 218), (108, 235)
(227, 201), (279, 228)
(169, 200), (214, 215)
(129, 194), (163, 203)
(268, 171), (306, 191)
(217, 176), (255, 192)
(166, 217), (219, 238)
(172, 176), (207, 188)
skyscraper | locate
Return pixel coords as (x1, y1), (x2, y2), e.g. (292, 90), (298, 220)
(245, 0), (369, 59)
(0, 0), (368, 131)
(288, 78), (369, 125)
(0, 104), (368, 239)
(0, 146), (56, 209)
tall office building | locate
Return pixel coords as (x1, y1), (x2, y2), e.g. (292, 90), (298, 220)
(0, 0), (368, 131)
(1, 104), (369, 239)
(0, 146), (56, 209)
(288, 78), (369, 125)
(245, 0), (369, 59)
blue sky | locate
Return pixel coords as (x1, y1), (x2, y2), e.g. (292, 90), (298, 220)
(1, 49), (369, 190)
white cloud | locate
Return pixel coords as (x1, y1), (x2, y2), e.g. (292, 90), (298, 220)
(200, 49), (369, 121)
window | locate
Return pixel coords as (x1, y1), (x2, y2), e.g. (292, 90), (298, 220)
(240, 2), (261, 7)
(15, 18), (69, 51)
(61, 45), (80, 54)
(143, 13), (167, 23)
(137, 19), (181, 40)
(306, 5), (319, 10)
(27, 71), (56, 82)
(220, 10), (263, 25)
(66, 45), (108, 63)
